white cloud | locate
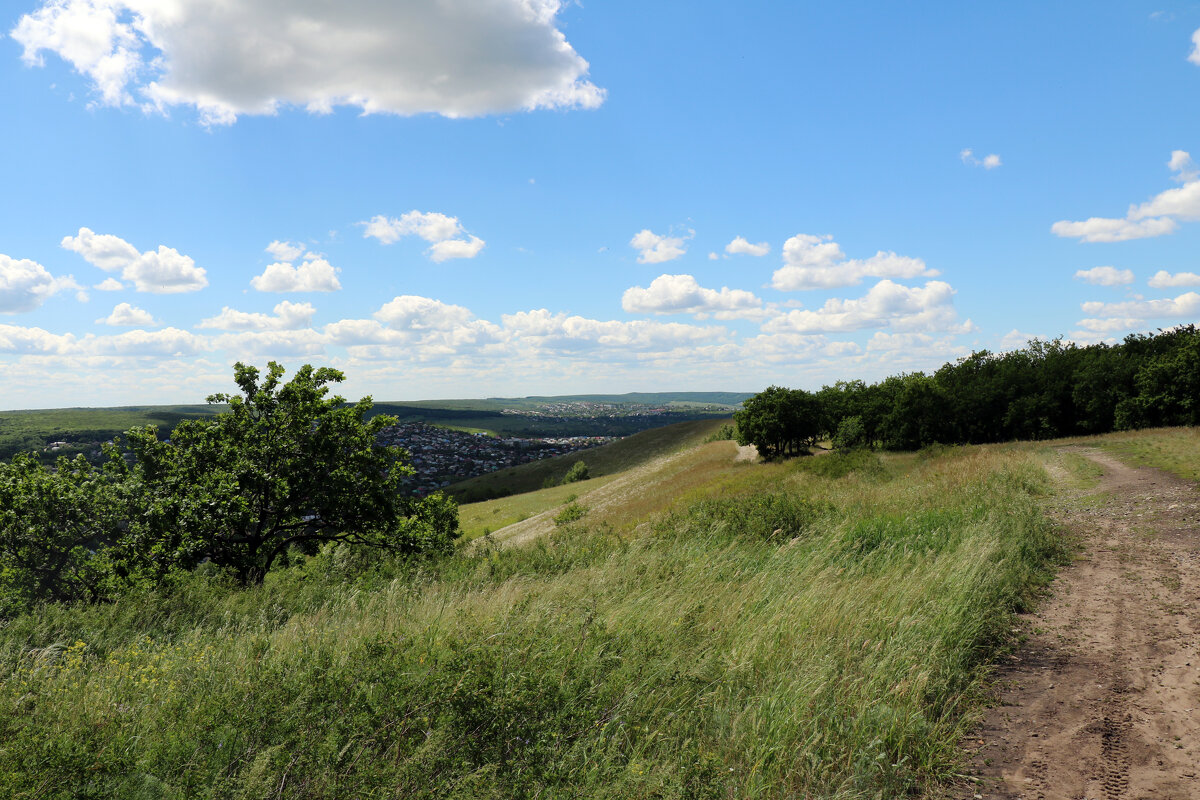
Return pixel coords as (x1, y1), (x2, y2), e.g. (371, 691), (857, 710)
(630, 229), (690, 264)
(250, 257), (341, 293)
(93, 277), (124, 291)
(61, 227), (208, 293)
(621, 274), (764, 319)
(213, 330), (327, 358)
(725, 236), (770, 257)
(1079, 292), (1200, 320)
(0, 323), (76, 354)
(12, 0), (604, 125)
(374, 296), (474, 331)
(0, 254), (81, 313)
(429, 235), (486, 263)
(998, 329), (1040, 351)
(1074, 266), (1134, 286)
(86, 327), (209, 357)
(502, 309), (725, 353)
(770, 234), (938, 291)
(361, 212), (485, 262)
(1190, 27), (1200, 65)
(1074, 317), (1144, 333)
(1052, 151), (1200, 242)
(265, 240), (305, 262)
(1148, 269), (1200, 288)
(96, 302), (157, 326)
(961, 148), (1002, 169)
(197, 301), (316, 331)
(763, 279), (967, 334)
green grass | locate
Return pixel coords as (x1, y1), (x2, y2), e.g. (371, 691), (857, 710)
(448, 417), (730, 502)
(458, 477), (616, 540)
(0, 438), (1069, 799)
(1090, 426), (1200, 482)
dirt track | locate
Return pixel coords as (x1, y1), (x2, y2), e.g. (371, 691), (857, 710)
(964, 448), (1200, 799)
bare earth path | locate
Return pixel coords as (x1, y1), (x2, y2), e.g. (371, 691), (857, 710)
(964, 447), (1200, 799)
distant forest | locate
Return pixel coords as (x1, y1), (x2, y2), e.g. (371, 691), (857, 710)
(737, 325), (1200, 458)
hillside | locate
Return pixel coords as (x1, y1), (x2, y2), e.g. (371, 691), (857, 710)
(0, 423), (1113, 798)
(446, 417), (729, 503)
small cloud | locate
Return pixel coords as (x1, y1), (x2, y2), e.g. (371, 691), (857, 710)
(61, 228), (207, 293)
(1074, 266), (1134, 286)
(94, 278), (124, 291)
(708, 252), (719, 260)
(961, 148), (1002, 169)
(361, 211), (485, 262)
(97, 302), (158, 327)
(266, 240), (306, 262)
(725, 236), (770, 257)
(1148, 269), (1200, 288)
(630, 228), (692, 264)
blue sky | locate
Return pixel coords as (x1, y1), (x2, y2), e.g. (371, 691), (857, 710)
(3, 1), (1200, 408)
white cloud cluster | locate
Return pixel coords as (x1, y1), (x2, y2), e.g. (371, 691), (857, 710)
(960, 148), (1002, 169)
(502, 309), (726, 353)
(621, 274), (764, 319)
(97, 302), (157, 327)
(1190, 27), (1200, 65)
(197, 301), (316, 331)
(725, 236), (770, 257)
(362, 212), (485, 262)
(250, 242), (341, 293)
(61, 227), (208, 293)
(1148, 270), (1200, 288)
(763, 280), (967, 334)
(0, 323), (205, 357)
(12, 0), (604, 125)
(1080, 292), (1200, 321)
(770, 234), (938, 290)
(1074, 266), (1134, 286)
(630, 229), (690, 264)
(1052, 151), (1200, 242)
(1, 253), (80, 313)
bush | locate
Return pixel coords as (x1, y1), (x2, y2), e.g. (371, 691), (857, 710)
(562, 461), (590, 484)
(553, 502), (589, 526)
(831, 415), (868, 450)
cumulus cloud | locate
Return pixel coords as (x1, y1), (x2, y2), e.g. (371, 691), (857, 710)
(93, 277), (124, 291)
(630, 229), (690, 264)
(763, 280), (968, 334)
(1079, 292), (1200, 320)
(0, 323), (76, 354)
(1190, 27), (1200, 65)
(1148, 269), (1200, 288)
(1074, 266), (1134, 286)
(197, 301), (316, 331)
(725, 236), (770, 257)
(621, 274), (764, 319)
(503, 308), (726, 352)
(770, 234), (938, 291)
(85, 327), (209, 357)
(0, 253), (81, 313)
(960, 148), (1002, 169)
(11, 0), (605, 125)
(250, 242), (341, 292)
(374, 296), (474, 331)
(361, 211), (485, 262)
(61, 227), (208, 293)
(1052, 151), (1200, 242)
(96, 302), (157, 326)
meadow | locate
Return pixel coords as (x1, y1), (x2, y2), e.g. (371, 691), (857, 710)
(0, 431), (1075, 798)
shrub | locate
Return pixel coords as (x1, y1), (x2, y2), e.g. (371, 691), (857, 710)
(553, 502), (589, 526)
(562, 461), (590, 484)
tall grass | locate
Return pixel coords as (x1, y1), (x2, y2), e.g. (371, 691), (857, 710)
(0, 444), (1066, 799)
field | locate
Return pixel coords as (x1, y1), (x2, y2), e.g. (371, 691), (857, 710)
(0, 423), (1083, 798)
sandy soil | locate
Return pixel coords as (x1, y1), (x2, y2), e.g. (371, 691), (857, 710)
(962, 447), (1200, 799)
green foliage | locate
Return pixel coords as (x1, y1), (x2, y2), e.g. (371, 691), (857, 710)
(831, 415), (868, 450)
(657, 491), (830, 542)
(702, 422), (737, 443)
(795, 449), (888, 481)
(734, 385), (821, 459)
(553, 501), (588, 526)
(561, 460), (590, 484)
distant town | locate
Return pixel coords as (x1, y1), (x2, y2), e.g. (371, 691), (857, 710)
(376, 422), (615, 496)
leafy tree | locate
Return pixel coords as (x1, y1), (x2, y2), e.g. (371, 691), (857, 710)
(0, 453), (122, 615)
(562, 461), (590, 484)
(117, 362), (459, 584)
(831, 415), (868, 450)
(735, 386), (822, 459)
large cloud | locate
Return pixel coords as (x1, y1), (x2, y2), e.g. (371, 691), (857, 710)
(770, 234), (937, 290)
(621, 274), (764, 319)
(362, 212), (485, 263)
(61, 227), (208, 293)
(197, 301), (316, 331)
(1052, 151), (1200, 242)
(763, 279), (968, 334)
(250, 242), (341, 292)
(0, 254), (81, 313)
(12, 0), (604, 125)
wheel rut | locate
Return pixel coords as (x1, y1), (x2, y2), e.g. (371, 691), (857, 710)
(962, 447), (1200, 800)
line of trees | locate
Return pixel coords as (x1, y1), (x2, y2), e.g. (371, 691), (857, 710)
(0, 362), (460, 618)
(736, 325), (1200, 457)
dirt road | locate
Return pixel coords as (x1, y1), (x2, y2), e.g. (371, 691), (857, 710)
(965, 447), (1200, 799)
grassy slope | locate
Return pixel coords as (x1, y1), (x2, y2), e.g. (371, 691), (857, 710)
(0, 406), (222, 461)
(0, 430), (1081, 799)
(448, 417), (729, 503)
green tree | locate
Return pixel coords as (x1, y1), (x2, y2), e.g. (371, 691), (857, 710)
(117, 362), (459, 584)
(735, 386), (821, 459)
(561, 461), (590, 484)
